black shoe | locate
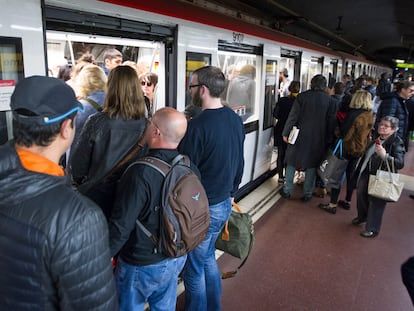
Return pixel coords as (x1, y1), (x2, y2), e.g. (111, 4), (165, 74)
(338, 200), (350, 210)
(318, 203), (336, 214)
(360, 230), (378, 238)
(410, 194), (414, 200)
(301, 195), (312, 202)
(351, 217), (366, 226)
(280, 189), (291, 199)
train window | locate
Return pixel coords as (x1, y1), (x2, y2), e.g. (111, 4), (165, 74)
(263, 60), (278, 130)
(217, 51), (259, 123)
(46, 31), (163, 105)
(185, 52), (211, 108)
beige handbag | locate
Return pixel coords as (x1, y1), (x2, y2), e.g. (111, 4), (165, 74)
(368, 158), (404, 202)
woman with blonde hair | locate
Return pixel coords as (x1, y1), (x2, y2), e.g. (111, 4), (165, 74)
(319, 90), (374, 214)
(73, 64), (107, 142)
(70, 65), (147, 218)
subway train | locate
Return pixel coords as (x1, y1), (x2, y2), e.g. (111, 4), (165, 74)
(0, 0), (391, 198)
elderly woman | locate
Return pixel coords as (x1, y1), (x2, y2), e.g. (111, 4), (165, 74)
(352, 116), (405, 238)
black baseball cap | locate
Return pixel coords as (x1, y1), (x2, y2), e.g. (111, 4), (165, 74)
(11, 76), (83, 125)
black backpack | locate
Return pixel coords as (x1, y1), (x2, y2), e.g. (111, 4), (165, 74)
(135, 155), (210, 257)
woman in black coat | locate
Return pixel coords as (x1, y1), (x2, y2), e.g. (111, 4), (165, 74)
(353, 116), (405, 238)
(273, 81), (300, 182)
(70, 65), (148, 219)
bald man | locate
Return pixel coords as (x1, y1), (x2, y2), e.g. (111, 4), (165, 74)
(109, 108), (190, 310)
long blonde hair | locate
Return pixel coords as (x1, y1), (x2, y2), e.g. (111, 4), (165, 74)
(349, 90), (372, 110)
(103, 65), (146, 119)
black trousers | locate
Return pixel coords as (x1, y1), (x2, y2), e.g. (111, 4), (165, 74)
(356, 171), (387, 233)
(402, 257), (414, 306)
(277, 142), (287, 178)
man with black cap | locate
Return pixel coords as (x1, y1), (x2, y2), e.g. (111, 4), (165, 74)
(0, 76), (117, 310)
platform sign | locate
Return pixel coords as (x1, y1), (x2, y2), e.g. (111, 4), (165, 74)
(0, 37), (24, 111)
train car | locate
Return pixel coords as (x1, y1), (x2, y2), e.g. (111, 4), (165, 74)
(0, 0), (391, 198)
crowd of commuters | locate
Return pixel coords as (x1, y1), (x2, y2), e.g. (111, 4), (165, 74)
(2, 42), (414, 309)
(0, 62), (244, 310)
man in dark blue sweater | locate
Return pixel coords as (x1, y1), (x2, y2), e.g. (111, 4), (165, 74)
(179, 66), (245, 311)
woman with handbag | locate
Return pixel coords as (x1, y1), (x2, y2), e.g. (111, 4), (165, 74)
(318, 90), (373, 214)
(352, 116), (405, 238)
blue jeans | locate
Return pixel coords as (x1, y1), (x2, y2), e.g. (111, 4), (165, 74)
(284, 165), (316, 198)
(183, 198), (232, 311)
(115, 256), (186, 311)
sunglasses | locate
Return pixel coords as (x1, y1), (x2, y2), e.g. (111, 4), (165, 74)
(141, 81), (153, 87)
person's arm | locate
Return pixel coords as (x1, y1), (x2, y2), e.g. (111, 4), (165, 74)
(178, 124), (203, 167)
(282, 97), (301, 138)
(70, 116), (96, 184)
(52, 206), (117, 310)
(108, 166), (149, 256)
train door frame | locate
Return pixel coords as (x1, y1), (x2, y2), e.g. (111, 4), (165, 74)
(217, 39), (263, 183)
(280, 47), (302, 85)
(43, 5), (177, 107)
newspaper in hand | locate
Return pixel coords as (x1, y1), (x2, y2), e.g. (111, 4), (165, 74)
(288, 126), (299, 144)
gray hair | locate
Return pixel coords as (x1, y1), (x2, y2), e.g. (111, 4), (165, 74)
(381, 116), (399, 130)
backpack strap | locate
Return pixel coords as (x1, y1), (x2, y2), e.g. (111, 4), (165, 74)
(132, 156), (175, 254)
(82, 98), (103, 112)
(134, 156), (171, 177)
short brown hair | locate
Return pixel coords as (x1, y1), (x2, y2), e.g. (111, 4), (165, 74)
(103, 65), (145, 119)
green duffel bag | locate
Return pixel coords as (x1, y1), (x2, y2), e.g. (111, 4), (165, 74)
(215, 203), (254, 279)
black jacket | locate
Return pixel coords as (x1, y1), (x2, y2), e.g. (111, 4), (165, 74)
(375, 92), (409, 145)
(0, 142), (117, 310)
(282, 90), (337, 169)
(358, 134), (405, 176)
(109, 149), (199, 265)
(70, 112), (147, 218)
(273, 95), (295, 146)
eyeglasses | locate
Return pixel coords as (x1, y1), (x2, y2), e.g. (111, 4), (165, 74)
(141, 81), (153, 87)
(188, 84), (203, 89)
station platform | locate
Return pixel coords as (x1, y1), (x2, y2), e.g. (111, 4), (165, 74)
(217, 143), (414, 310)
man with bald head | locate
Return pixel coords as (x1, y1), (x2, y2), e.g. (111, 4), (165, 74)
(109, 107), (189, 310)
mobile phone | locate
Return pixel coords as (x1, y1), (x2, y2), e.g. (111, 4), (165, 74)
(375, 138), (380, 145)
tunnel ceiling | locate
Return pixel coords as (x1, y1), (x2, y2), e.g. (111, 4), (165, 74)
(193, 0), (414, 66)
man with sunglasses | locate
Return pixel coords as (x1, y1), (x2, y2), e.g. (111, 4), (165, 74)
(179, 66), (245, 311)
(0, 76), (117, 310)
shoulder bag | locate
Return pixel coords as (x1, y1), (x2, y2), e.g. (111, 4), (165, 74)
(368, 158), (404, 202)
(215, 203), (254, 279)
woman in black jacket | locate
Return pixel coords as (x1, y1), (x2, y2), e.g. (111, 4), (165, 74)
(273, 81), (300, 182)
(352, 116), (405, 238)
(70, 65), (148, 219)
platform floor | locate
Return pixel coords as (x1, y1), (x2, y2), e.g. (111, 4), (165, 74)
(219, 145), (414, 310)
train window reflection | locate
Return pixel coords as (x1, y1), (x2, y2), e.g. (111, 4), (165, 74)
(218, 51), (258, 123)
(46, 31), (161, 90)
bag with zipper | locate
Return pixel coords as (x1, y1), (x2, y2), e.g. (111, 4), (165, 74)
(134, 155), (210, 257)
(215, 203), (254, 279)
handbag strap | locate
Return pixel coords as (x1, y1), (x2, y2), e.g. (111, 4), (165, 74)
(332, 139), (343, 158)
